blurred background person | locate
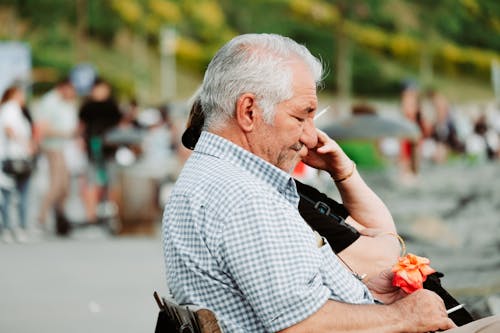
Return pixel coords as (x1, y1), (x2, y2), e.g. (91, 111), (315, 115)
(474, 112), (499, 160)
(428, 90), (465, 163)
(399, 82), (421, 180)
(465, 112), (500, 162)
(137, 105), (179, 180)
(34, 78), (78, 235)
(78, 78), (122, 223)
(118, 98), (142, 130)
(0, 86), (35, 243)
(399, 82), (432, 182)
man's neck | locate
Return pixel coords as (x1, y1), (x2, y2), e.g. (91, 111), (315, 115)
(209, 121), (252, 153)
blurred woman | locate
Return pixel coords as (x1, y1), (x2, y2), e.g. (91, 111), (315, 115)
(0, 86), (35, 243)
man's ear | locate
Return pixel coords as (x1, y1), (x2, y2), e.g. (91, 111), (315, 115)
(235, 93), (259, 132)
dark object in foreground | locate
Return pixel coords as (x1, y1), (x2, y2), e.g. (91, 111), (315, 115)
(153, 291), (221, 333)
(423, 272), (475, 326)
(297, 181), (474, 327)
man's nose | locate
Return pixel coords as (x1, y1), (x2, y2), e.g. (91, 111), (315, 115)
(300, 118), (318, 149)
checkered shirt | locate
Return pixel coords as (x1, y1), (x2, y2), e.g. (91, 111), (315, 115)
(162, 132), (374, 332)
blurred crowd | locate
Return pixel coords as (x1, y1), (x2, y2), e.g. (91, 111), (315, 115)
(0, 77), (181, 243)
(397, 83), (500, 182)
(2, 76), (500, 244)
(294, 85), (500, 188)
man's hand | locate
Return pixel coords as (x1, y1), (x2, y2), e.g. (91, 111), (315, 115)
(390, 289), (456, 332)
(364, 269), (407, 304)
(301, 129), (353, 179)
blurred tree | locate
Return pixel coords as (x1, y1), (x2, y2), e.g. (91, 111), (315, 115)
(75, 0), (87, 62)
(86, 1), (122, 44)
(6, 0), (76, 27)
(402, 0), (458, 85)
(288, 0), (499, 96)
(439, 0), (500, 51)
(1, 0), (499, 99)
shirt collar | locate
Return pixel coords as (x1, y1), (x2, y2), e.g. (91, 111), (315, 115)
(195, 131), (298, 200)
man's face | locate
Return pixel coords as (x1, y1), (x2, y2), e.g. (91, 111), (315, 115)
(253, 60), (318, 172)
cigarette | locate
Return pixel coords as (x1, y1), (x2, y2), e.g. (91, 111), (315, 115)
(314, 106), (329, 121)
(446, 304), (464, 314)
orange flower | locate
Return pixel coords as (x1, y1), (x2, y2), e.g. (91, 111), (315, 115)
(392, 253), (436, 294)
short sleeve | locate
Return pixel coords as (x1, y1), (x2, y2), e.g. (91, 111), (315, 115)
(221, 191), (330, 332)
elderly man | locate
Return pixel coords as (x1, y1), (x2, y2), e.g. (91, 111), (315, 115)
(162, 33), (456, 332)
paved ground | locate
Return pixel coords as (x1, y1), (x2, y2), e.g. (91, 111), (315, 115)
(1, 154), (172, 333)
(0, 231), (166, 333)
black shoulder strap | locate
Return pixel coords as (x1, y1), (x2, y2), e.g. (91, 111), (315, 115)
(298, 191), (359, 235)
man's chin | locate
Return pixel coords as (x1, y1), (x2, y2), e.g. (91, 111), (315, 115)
(286, 156), (303, 175)
(297, 146), (309, 161)
(278, 148), (305, 173)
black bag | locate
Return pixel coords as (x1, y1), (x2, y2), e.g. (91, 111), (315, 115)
(296, 180), (474, 326)
(2, 158), (34, 180)
(153, 292), (222, 333)
(423, 272), (474, 326)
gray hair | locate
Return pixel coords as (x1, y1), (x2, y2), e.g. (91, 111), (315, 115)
(199, 33), (323, 130)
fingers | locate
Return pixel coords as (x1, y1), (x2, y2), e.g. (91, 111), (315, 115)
(313, 129), (346, 158)
(443, 317), (458, 330)
(314, 128), (333, 150)
(394, 289), (456, 332)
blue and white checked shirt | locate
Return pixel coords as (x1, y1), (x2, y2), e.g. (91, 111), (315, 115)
(162, 132), (374, 332)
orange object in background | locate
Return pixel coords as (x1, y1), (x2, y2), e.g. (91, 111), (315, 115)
(293, 161), (307, 178)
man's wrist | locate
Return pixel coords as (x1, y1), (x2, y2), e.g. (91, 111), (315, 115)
(333, 160), (356, 183)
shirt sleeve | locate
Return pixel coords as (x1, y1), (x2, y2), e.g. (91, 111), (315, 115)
(221, 190), (331, 332)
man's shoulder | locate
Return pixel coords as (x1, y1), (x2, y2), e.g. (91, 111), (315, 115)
(174, 154), (277, 205)
(187, 154), (262, 187)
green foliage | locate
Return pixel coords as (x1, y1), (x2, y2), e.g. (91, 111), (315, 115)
(1, 0), (499, 100)
(29, 26), (74, 74)
(338, 141), (386, 170)
(87, 1), (122, 43)
(8, 0), (77, 28)
(443, 0), (500, 51)
(351, 48), (402, 96)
